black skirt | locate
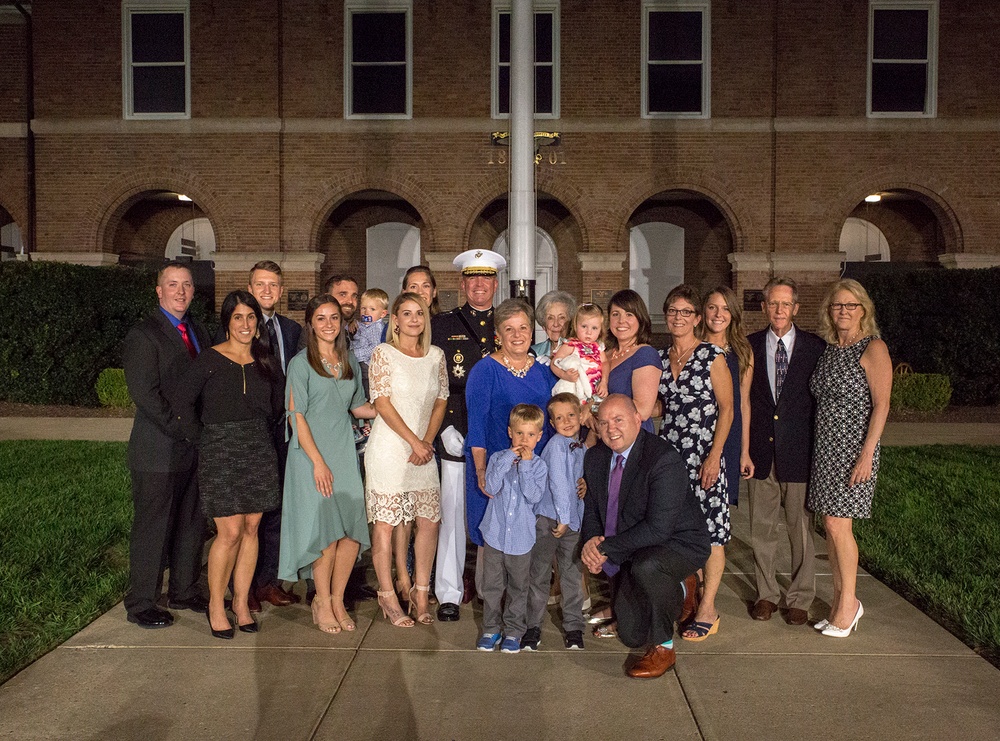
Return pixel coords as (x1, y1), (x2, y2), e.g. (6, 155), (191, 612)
(198, 418), (280, 518)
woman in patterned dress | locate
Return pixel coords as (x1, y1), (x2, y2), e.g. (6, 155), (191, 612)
(658, 284), (734, 641)
(365, 293), (449, 627)
(809, 280), (891, 638)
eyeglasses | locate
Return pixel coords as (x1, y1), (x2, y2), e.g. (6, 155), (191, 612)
(766, 301), (796, 311)
(831, 302), (862, 312)
(666, 308), (696, 317)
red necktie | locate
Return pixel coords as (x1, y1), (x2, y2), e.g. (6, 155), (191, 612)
(177, 322), (197, 359)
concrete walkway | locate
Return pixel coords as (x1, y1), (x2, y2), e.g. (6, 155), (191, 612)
(1, 417), (998, 739)
(3, 416), (999, 446)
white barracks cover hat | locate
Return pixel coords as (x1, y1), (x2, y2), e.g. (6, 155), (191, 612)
(453, 249), (506, 276)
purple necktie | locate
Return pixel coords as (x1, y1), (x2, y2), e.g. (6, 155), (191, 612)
(603, 453), (624, 577)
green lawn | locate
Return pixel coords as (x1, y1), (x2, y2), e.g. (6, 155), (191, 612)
(856, 445), (1000, 664)
(0, 441), (132, 683)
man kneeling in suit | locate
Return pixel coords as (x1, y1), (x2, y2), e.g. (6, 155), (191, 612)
(581, 395), (710, 678)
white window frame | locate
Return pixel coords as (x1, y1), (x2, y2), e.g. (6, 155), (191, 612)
(491, 1), (560, 120)
(642, 0), (710, 119)
(122, 0), (190, 120)
(344, 0), (413, 120)
(867, 0), (938, 118)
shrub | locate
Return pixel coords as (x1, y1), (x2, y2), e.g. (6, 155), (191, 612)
(0, 261), (215, 406)
(95, 368), (133, 409)
(891, 372), (952, 412)
(864, 267), (1000, 405)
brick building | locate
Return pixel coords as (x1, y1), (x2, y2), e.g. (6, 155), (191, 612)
(2, 0), (999, 330)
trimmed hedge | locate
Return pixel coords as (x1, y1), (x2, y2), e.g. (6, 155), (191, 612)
(891, 372), (952, 412)
(865, 267), (1000, 406)
(0, 261), (215, 406)
(96, 368), (133, 409)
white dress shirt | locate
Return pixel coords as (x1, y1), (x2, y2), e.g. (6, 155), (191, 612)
(765, 324), (797, 403)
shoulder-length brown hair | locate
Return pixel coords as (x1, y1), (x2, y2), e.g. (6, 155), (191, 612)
(699, 285), (752, 376)
(388, 292), (432, 354)
(817, 279), (881, 344)
(304, 294), (354, 380)
(606, 289), (653, 350)
(402, 265), (441, 316)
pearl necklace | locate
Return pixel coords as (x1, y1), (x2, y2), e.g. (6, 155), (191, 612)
(837, 329), (864, 348)
(502, 353), (533, 378)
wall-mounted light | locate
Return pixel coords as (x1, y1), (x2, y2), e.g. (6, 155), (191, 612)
(864, 194), (881, 203)
(177, 194), (192, 202)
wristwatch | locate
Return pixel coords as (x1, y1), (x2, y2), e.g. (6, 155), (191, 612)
(597, 542), (608, 558)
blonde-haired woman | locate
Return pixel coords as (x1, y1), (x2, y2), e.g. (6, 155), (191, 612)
(809, 279), (891, 638)
(365, 292), (449, 626)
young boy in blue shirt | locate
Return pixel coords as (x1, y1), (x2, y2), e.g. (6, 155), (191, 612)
(523, 392), (589, 651)
(476, 404), (548, 654)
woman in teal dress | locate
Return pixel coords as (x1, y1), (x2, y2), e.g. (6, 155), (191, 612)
(279, 294), (375, 634)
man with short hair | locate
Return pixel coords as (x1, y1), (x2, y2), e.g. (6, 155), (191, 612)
(746, 277), (826, 625)
(324, 274), (360, 338)
(123, 261), (209, 628)
(581, 395), (710, 678)
(246, 260), (301, 610)
(431, 249), (504, 621)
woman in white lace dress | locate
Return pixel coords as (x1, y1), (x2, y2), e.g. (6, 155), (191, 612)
(365, 293), (449, 627)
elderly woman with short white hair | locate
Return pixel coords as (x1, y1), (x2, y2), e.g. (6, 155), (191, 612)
(531, 290), (577, 360)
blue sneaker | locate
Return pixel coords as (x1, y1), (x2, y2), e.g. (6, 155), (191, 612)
(476, 632), (501, 651)
(500, 636), (521, 654)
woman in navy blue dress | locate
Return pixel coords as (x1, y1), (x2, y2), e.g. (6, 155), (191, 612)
(604, 290), (661, 433)
(466, 299), (556, 549)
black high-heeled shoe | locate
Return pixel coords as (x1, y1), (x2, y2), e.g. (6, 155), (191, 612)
(206, 611), (235, 640)
(237, 617), (259, 634)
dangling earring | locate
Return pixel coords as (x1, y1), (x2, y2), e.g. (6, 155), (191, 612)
(225, 330), (230, 340)
(255, 328), (260, 339)
(393, 324), (400, 335)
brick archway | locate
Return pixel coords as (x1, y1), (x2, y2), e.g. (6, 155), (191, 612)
(824, 177), (963, 256)
(302, 169), (438, 254)
(92, 168), (229, 256)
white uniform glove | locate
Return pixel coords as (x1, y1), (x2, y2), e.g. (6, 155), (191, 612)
(440, 425), (465, 457)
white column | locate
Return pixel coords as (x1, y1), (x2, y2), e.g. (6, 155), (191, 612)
(509, 0), (535, 300)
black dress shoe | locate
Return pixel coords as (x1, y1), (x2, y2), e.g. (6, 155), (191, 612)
(127, 607), (174, 629)
(345, 583), (378, 602)
(237, 617), (259, 634)
(168, 595), (209, 613)
(207, 612), (235, 640)
(437, 602), (460, 621)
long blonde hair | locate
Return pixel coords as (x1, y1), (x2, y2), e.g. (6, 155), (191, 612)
(387, 292), (432, 354)
(817, 279), (881, 344)
(699, 286), (752, 376)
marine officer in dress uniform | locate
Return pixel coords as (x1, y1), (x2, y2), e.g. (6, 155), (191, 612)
(432, 249), (505, 621)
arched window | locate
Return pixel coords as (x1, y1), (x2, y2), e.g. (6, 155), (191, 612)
(367, 222), (421, 296)
(630, 222), (684, 320)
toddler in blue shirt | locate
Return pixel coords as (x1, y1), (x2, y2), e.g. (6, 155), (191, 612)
(523, 392), (589, 651)
(476, 403), (548, 654)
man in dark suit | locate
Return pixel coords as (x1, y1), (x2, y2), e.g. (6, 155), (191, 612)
(246, 260), (302, 610)
(746, 277), (826, 625)
(431, 249), (504, 622)
(123, 261), (209, 628)
(581, 395), (710, 678)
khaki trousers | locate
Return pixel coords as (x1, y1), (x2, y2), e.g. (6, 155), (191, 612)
(746, 464), (816, 610)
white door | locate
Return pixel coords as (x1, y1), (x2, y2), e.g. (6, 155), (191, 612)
(630, 222), (684, 327)
(367, 222), (421, 299)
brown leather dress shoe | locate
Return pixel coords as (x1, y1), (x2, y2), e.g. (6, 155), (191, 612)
(751, 600), (777, 621)
(678, 573), (700, 626)
(785, 607), (809, 625)
(626, 645), (677, 679)
(257, 583), (295, 607)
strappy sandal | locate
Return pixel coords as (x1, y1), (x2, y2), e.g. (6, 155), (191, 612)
(331, 598), (356, 632)
(681, 615), (720, 642)
(408, 584), (434, 625)
(311, 597), (341, 634)
(593, 621), (617, 639)
(378, 589), (415, 628)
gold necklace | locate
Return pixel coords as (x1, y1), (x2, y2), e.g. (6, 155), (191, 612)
(611, 341), (637, 361)
(670, 341), (699, 366)
(502, 353), (533, 378)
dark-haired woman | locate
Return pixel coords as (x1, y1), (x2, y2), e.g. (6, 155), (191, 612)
(178, 291), (284, 639)
(605, 290), (662, 432)
(403, 265), (441, 316)
(278, 295), (376, 634)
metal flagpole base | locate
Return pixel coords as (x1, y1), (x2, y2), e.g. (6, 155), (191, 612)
(510, 278), (536, 307)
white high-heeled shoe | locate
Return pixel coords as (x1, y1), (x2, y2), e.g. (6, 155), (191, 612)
(821, 601), (863, 638)
(813, 619), (829, 631)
